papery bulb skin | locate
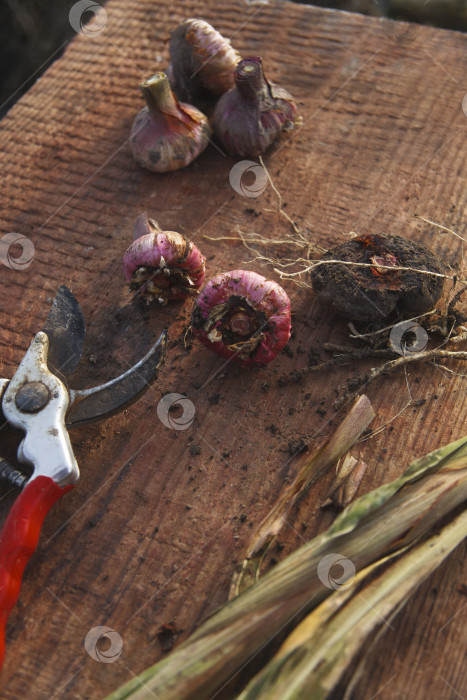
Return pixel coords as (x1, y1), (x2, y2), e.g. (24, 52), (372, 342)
(168, 18), (241, 103)
(123, 213), (206, 304)
(130, 72), (211, 172)
(212, 57), (297, 157)
(192, 269), (291, 366)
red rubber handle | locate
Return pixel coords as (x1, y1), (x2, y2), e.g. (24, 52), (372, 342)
(0, 476), (73, 669)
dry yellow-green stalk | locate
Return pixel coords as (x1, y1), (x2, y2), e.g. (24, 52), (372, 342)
(105, 435), (467, 700)
(237, 507), (467, 699)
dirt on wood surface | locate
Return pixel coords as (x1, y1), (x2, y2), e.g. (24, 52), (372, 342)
(0, 1), (466, 699)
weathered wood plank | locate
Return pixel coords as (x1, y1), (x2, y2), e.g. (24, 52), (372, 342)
(0, 1), (466, 698)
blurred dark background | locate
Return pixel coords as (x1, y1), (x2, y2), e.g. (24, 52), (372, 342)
(0, 0), (76, 117)
(309, 0), (467, 31)
(1, 0), (467, 119)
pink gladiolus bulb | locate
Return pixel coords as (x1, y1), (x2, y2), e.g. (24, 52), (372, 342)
(212, 57), (297, 157)
(192, 269), (291, 365)
(123, 213), (205, 304)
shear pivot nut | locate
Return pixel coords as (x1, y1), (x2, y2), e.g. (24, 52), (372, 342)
(15, 381), (50, 413)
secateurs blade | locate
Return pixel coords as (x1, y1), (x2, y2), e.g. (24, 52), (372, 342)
(0, 286), (167, 668)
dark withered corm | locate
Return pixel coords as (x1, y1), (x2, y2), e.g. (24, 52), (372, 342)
(310, 233), (446, 323)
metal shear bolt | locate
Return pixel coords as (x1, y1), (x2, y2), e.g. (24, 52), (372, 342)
(15, 381), (50, 413)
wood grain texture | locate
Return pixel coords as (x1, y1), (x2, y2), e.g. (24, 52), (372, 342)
(0, 1), (466, 698)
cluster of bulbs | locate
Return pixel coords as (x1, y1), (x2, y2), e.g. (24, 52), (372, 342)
(130, 18), (298, 172)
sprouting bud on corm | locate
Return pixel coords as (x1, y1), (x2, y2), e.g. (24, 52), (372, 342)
(168, 18), (241, 104)
(192, 269), (291, 365)
(123, 213), (206, 304)
(130, 72), (211, 173)
(212, 57), (297, 158)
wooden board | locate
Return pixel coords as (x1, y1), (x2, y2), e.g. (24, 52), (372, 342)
(0, 1), (466, 698)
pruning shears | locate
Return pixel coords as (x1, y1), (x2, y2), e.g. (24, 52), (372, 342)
(0, 286), (167, 668)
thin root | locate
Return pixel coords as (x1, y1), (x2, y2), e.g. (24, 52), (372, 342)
(348, 310), (438, 340)
(334, 348), (467, 411)
(414, 214), (467, 244)
(259, 155), (300, 235)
